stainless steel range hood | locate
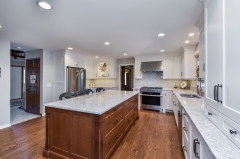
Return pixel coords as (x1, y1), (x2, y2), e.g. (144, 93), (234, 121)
(140, 61), (163, 72)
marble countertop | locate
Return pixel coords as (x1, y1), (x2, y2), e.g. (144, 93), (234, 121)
(45, 90), (138, 115)
(171, 89), (240, 159)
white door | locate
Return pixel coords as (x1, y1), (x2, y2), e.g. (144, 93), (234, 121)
(173, 56), (182, 79)
(163, 57), (173, 79)
(205, 0), (223, 111)
(221, 0), (240, 124)
(11, 66), (22, 99)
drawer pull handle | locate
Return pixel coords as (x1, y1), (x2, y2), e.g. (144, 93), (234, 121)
(193, 139), (200, 159)
(229, 130), (237, 135)
(113, 120), (119, 125)
(208, 112), (212, 116)
(183, 127), (187, 131)
(182, 146), (187, 152)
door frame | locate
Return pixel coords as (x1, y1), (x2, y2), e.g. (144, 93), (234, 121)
(25, 58), (41, 115)
(10, 65), (24, 100)
(118, 64), (135, 91)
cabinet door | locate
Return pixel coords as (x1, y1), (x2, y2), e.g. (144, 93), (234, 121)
(184, 52), (196, 79)
(93, 61), (98, 78)
(173, 56), (181, 79)
(172, 94), (178, 125)
(181, 55), (184, 78)
(135, 58), (142, 79)
(221, 0), (240, 124)
(76, 58), (84, 68)
(199, 29), (205, 78)
(66, 55), (76, 67)
(163, 57), (173, 79)
(163, 91), (173, 110)
(84, 60), (93, 79)
(108, 60), (115, 78)
(205, 0), (223, 111)
(191, 127), (201, 159)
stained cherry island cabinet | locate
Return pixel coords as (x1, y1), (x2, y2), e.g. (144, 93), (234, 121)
(43, 94), (139, 159)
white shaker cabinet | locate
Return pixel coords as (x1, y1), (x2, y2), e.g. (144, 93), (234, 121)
(84, 60), (93, 79)
(204, 0), (223, 112)
(163, 56), (181, 79)
(65, 54), (84, 68)
(173, 56), (182, 79)
(205, 0), (240, 124)
(181, 46), (197, 79)
(199, 28), (205, 79)
(134, 58), (142, 79)
(163, 91), (173, 111)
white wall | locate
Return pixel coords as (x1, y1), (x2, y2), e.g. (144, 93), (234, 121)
(0, 39), (11, 129)
(116, 58), (135, 90)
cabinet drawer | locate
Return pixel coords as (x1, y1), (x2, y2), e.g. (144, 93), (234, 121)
(219, 113), (240, 148)
(182, 133), (190, 159)
(124, 109), (134, 132)
(103, 122), (124, 159)
(104, 106), (123, 138)
(182, 110), (190, 144)
(104, 104), (123, 119)
(204, 104), (220, 127)
(123, 101), (134, 117)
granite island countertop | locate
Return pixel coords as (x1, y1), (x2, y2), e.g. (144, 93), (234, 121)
(44, 90), (138, 115)
(166, 88), (240, 159)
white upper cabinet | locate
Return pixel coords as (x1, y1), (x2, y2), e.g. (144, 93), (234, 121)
(181, 46), (197, 79)
(173, 56), (182, 79)
(205, 0), (240, 124)
(84, 59), (93, 79)
(205, 0), (223, 112)
(163, 57), (173, 79)
(199, 29), (205, 79)
(221, 0), (240, 124)
(135, 58), (142, 79)
(163, 56), (181, 79)
(65, 53), (84, 68)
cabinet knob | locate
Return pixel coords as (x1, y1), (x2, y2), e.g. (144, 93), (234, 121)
(182, 146), (187, 152)
(229, 129), (237, 135)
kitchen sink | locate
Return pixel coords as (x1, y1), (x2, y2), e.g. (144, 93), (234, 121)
(179, 94), (201, 98)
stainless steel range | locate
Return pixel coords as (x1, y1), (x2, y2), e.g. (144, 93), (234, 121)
(140, 87), (163, 111)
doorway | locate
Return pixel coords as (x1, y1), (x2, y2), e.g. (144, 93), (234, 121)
(10, 57), (40, 125)
(120, 65), (134, 91)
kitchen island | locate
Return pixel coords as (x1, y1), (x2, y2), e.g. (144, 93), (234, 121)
(43, 90), (139, 159)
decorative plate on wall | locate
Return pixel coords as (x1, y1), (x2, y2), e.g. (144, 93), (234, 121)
(180, 81), (187, 89)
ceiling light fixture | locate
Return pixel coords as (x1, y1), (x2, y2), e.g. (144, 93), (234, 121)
(68, 47), (73, 50)
(160, 50), (165, 52)
(158, 33), (165, 37)
(95, 56), (99, 58)
(185, 41), (190, 43)
(189, 33), (194, 36)
(0, 25), (2, 28)
(124, 54), (127, 56)
(37, 1), (52, 10)
(104, 42), (110, 45)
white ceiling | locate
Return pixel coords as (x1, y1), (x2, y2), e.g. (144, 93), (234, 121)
(0, 0), (203, 58)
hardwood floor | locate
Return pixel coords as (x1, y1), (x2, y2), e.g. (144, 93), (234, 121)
(0, 110), (184, 159)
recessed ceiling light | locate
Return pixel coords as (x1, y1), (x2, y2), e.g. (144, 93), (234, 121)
(37, 1), (52, 10)
(17, 46), (21, 49)
(68, 47), (73, 50)
(160, 50), (165, 52)
(189, 33), (194, 36)
(95, 56), (99, 58)
(104, 42), (110, 45)
(158, 33), (165, 37)
(0, 25), (2, 28)
(185, 41), (190, 43)
(124, 54), (127, 56)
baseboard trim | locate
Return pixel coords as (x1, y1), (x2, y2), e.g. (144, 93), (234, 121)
(0, 123), (11, 130)
(42, 113), (46, 116)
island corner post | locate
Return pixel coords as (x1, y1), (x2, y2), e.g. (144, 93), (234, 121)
(43, 94), (139, 159)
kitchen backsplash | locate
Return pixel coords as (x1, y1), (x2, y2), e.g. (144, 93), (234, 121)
(86, 79), (116, 87)
(135, 72), (196, 89)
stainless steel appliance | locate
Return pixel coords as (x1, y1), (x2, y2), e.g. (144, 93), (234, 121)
(140, 87), (163, 111)
(66, 66), (86, 95)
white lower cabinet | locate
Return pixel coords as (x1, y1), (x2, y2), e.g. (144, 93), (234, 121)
(204, 103), (220, 127)
(182, 107), (214, 159)
(162, 91), (173, 111)
(172, 94), (179, 126)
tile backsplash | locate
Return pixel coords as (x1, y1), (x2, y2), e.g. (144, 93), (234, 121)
(86, 79), (116, 87)
(135, 72), (183, 88)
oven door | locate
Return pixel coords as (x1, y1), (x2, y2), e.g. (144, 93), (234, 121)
(140, 92), (162, 111)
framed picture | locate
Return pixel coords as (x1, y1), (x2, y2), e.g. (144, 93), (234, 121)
(98, 62), (109, 77)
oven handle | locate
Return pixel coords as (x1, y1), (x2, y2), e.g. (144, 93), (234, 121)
(140, 94), (163, 97)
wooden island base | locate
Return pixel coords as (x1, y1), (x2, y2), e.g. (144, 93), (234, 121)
(43, 94), (138, 159)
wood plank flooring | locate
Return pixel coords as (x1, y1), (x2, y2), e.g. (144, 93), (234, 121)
(0, 110), (184, 159)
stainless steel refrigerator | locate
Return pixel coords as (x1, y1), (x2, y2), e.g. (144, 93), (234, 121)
(66, 67), (86, 95)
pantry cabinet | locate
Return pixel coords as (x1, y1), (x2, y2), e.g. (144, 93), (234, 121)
(205, 0), (240, 125)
